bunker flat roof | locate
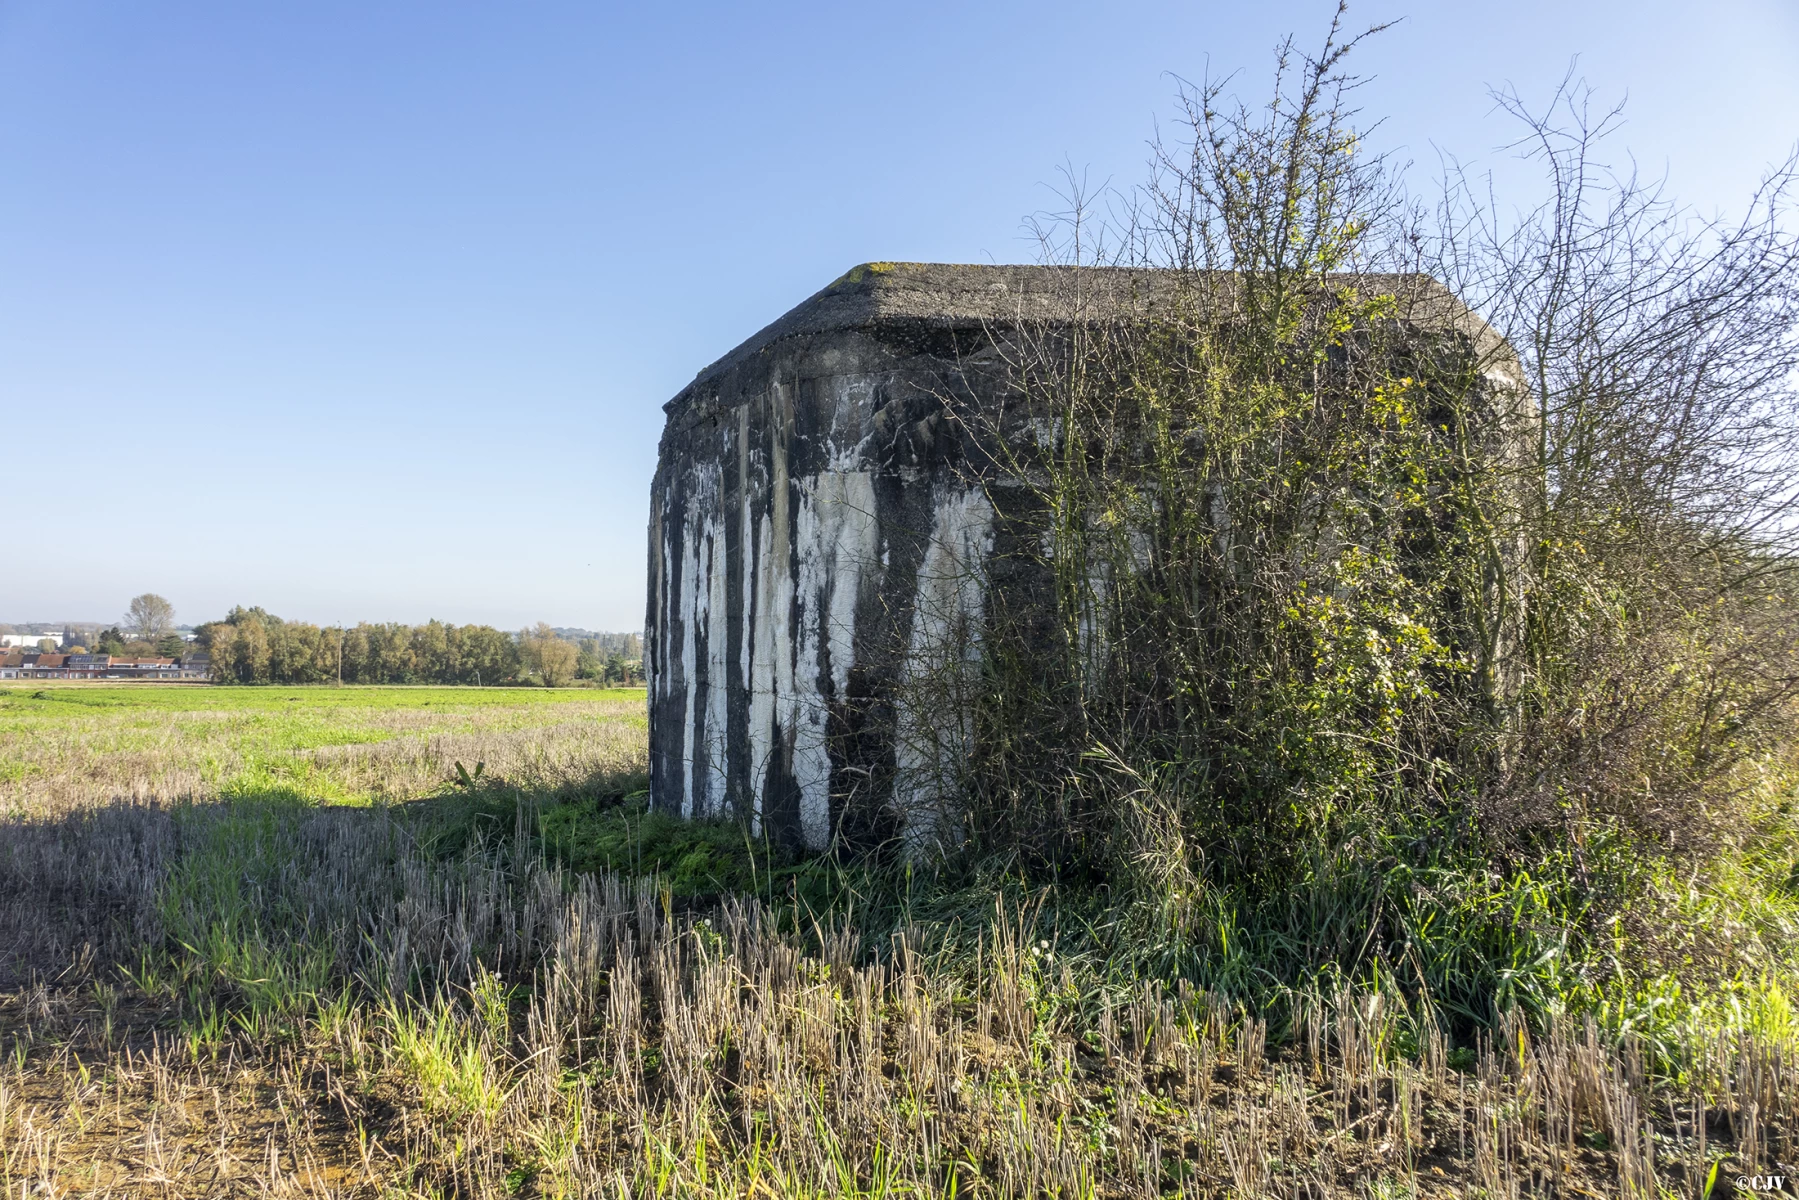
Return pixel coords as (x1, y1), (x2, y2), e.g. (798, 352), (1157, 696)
(684, 262), (1512, 395)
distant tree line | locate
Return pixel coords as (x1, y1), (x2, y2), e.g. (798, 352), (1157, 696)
(575, 632), (642, 686)
(197, 608), (642, 687)
(556, 627), (638, 648)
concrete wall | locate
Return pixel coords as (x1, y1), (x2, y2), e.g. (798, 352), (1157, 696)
(648, 311), (1000, 854)
(647, 263), (1522, 854)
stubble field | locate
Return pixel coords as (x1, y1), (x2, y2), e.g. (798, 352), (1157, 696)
(0, 684), (1792, 1197)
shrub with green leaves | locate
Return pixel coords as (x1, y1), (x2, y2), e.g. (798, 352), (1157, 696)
(939, 15), (1799, 1038)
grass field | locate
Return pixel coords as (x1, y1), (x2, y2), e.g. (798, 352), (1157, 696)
(0, 684), (646, 816)
(0, 684), (1792, 1197)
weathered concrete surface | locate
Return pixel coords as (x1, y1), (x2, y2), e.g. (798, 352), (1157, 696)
(647, 263), (1518, 854)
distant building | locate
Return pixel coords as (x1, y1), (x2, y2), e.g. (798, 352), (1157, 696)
(0, 632), (63, 648)
(0, 651), (209, 681)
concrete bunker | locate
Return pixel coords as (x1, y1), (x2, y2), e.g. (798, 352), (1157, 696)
(646, 263), (1520, 854)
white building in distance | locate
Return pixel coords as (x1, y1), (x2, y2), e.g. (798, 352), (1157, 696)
(0, 632), (64, 648)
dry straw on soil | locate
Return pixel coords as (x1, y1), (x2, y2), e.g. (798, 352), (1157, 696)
(0, 690), (645, 818)
(2, 795), (1794, 1198)
(1, 688), (1794, 1195)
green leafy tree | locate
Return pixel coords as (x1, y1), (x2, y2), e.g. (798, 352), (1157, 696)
(192, 608), (524, 685)
(519, 623), (578, 687)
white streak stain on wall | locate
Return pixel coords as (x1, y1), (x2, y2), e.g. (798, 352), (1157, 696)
(790, 469), (877, 848)
(737, 402), (759, 835)
(674, 457), (722, 819)
(744, 385), (796, 837)
(703, 427), (731, 816)
(893, 485), (994, 855)
(647, 495), (665, 725)
(744, 491), (777, 836)
(663, 374), (968, 853)
(676, 508), (698, 818)
(823, 375), (878, 472)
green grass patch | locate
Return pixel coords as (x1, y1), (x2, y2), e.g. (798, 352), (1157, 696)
(538, 794), (775, 900)
(0, 682), (646, 809)
(0, 682), (627, 718)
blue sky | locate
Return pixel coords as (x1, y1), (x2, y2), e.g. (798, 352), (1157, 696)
(3, 0), (1795, 632)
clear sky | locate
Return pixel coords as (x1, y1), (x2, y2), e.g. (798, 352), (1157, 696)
(2, 0), (1795, 633)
